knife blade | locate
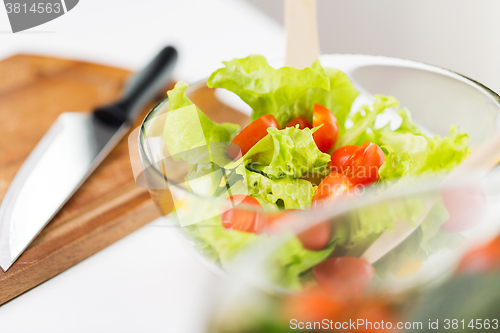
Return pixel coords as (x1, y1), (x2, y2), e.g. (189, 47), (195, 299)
(0, 46), (178, 271)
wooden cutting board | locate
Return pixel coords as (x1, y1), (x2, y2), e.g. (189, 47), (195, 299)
(0, 54), (166, 305)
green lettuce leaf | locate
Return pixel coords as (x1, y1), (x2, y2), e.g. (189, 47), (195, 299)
(374, 199), (464, 279)
(267, 235), (334, 290)
(163, 81), (240, 163)
(335, 95), (400, 148)
(376, 147), (414, 182)
(295, 67), (360, 135)
(396, 108), (424, 135)
(180, 127), (324, 212)
(188, 217), (259, 266)
(243, 126), (330, 179)
(185, 163), (224, 197)
(243, 169), (316, 210)
(379, 132), (428, 160)
(331, 195), (427, 257)
(409, 125), (469, 174)
(207, 55), (330, 127)
(184, 216), (333, 290)
(379, 125), (470, 182)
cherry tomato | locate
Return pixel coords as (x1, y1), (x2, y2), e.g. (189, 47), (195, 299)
(228, 114), (279, 159)
(349, 300), (397, 333)
(457, 235), (500, 275)
(312, 257), (375, 298)
(312, 172), (353, 208)
(286, 116), (312, 130)
(283, 288), (397, 331)
(441, 185), (487, 233)
(342, 141), (385, 186)
(312, 104), (339, 153)
(329, 145), (358, 174)
(266, 211), (331, 251)
(283, 287), (344, 324)
(298, 221), (332, 251)
(221, 195), (266, 233)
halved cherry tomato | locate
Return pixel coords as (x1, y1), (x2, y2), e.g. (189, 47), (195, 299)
(286, 116), (312, 130)
(441, 185), (487, 233)
(312, 257), (375, 298)
(227, 114), (279, 159)
(312, 104), (339, 153)
(312, 172), (353, 208)
(283, 287), (344, 324)
(329, 145), (358, 174)
(348, 299), (397, 333)
(283, 287), (397, 331)
(221, 195), (266, 233)
(342, 141), (385, 186)
(298, 221), (331, 251)
(456, 235), (500, 275)
(267, 211), (331, 251)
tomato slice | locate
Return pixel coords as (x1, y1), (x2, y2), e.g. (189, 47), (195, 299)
(283, 287), (344, 324)
(441, 185), (487, 233)
(284, 287), (396, 329)
(457, 235), (500, 275)
(297, 221), (331, 251)
(221, 195), (266, 233)
(329, 145), (358, 174)
(228, 114), (279, 159)
(312, 257), (375, 298)
(342, 141), (385, 186)
(312, 104), (339, 153)
(286, 116), (312, 130)
(312, 172), (353, 208)
(267, 211), (331, 251)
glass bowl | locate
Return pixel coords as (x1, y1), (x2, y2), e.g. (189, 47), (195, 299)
(203, 175), (500, 333)
(208, 172), (500, 294)
(134, 54), (500, 285)
(206, 233), (500, 333)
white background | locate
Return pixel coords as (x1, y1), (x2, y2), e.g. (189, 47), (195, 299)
(249, 0), (500, 93)
(1, 0), (500, 332)
(0, 0), (285, 81)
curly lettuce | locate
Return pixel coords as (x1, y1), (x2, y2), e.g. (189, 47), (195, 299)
(328, 95), (469, 273)
(243, 169), (315, 210)
(163, 81), (239, 163)
(295, 67), (360, 135)
(335, 95), (400, 148)
(379, 125), (470, 182)
(207, 55), (359, 129)
(207, 55), (329, 127)
(242, 126), (330, 180)
(374, 199), (464, 278)
(185, 216), (333, 290)
(161, 55), (472, 287)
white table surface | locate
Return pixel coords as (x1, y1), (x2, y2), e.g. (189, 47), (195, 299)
(0, 1), (284, 332)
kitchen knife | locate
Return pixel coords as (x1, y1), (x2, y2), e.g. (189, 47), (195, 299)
(0, 46), (178, 271)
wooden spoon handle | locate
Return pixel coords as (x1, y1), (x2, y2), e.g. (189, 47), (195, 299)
(285, 0), (321, 69)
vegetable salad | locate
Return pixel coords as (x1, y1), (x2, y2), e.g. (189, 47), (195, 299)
(162, 55), (471, 290)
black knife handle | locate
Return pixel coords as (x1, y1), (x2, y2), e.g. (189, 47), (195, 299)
(94, 46), (178, 126)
